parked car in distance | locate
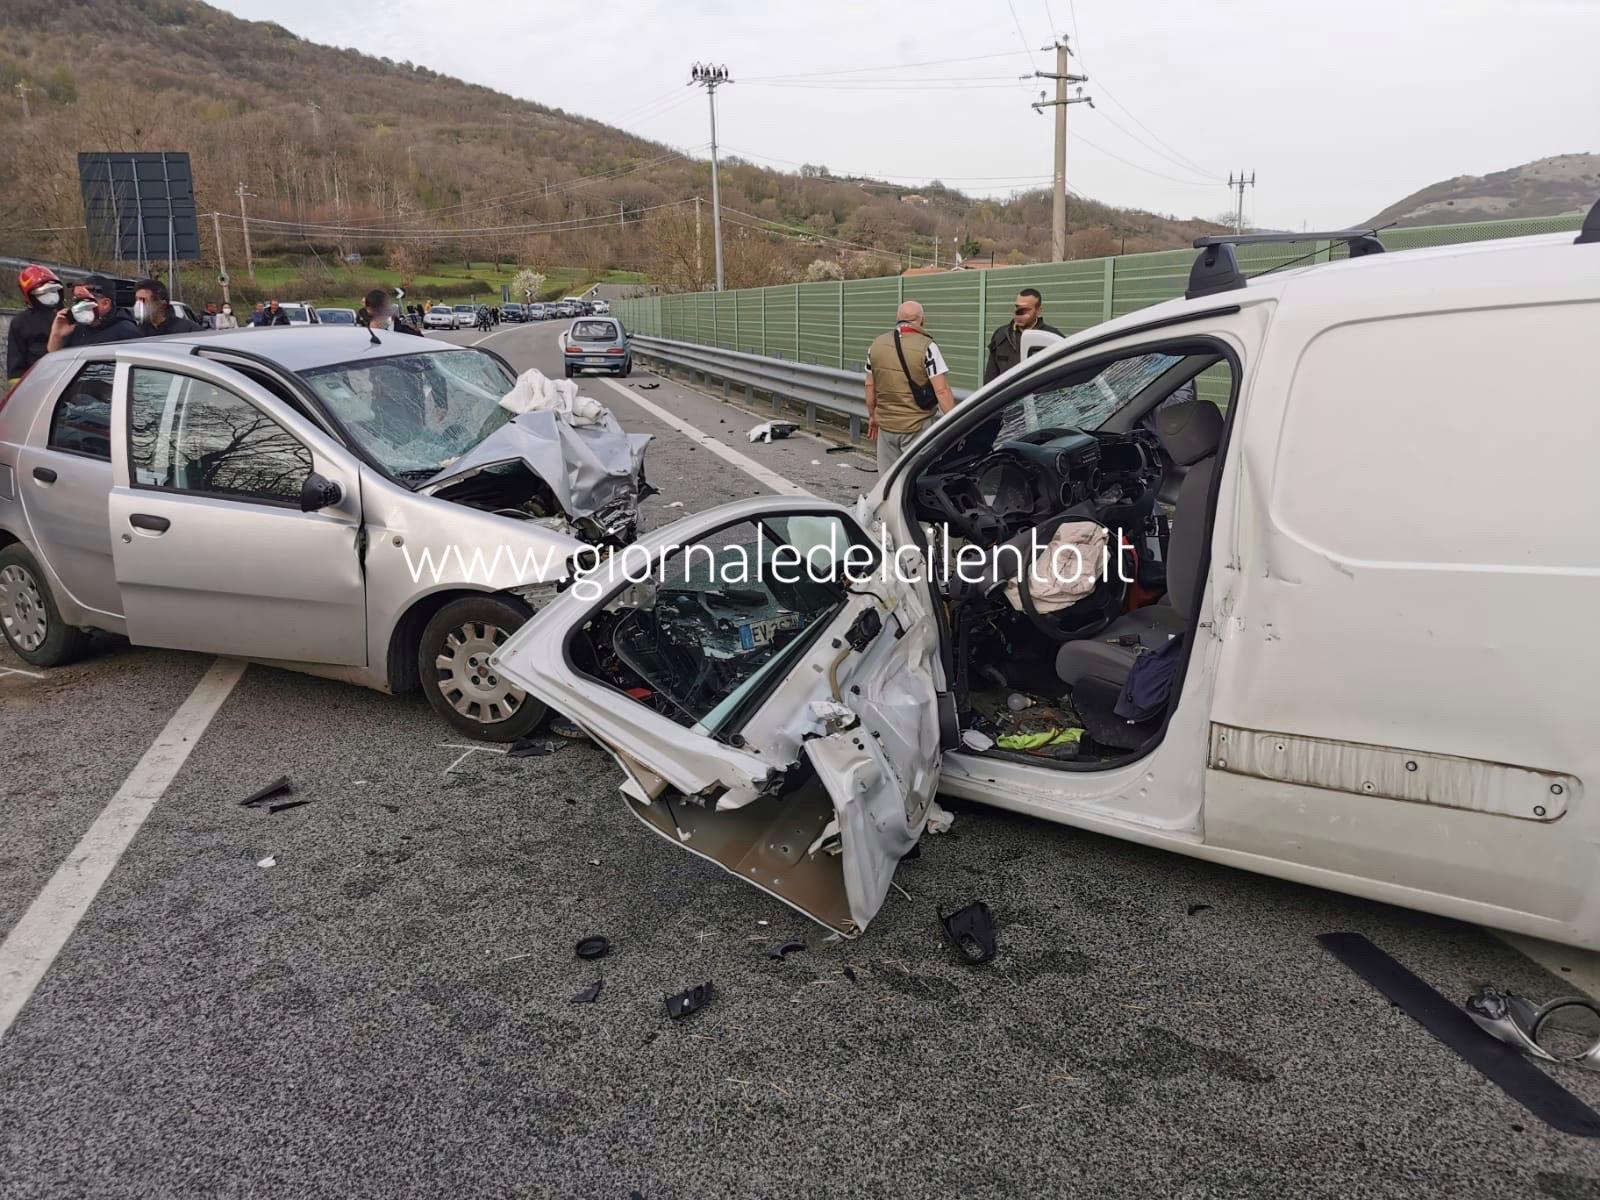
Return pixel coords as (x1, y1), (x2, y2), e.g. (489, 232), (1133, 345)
(495, 215), (1600, 948)
(423, 307), (459, 330)
(526, 303), (548, 321)
(278, 302), (318, 326)
(318, 308), (358, 326)
(171, 301), (203, 325)
(592, 299), (611, 315)
(0, 329), (653, 741)
(501, 303), (524, 323)
(558, 317), (631, 378)
(454, 305), (477, 327)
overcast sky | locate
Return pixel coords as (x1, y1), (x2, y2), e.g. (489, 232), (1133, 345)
(216, 0), (1597, 229)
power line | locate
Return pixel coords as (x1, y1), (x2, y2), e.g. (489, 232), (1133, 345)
(719, 205), (936, 266)
(1090, 107), (1220, 182)
(1072, 130), (1220, 188)
(741, 49), (1032, 82)
(1006, 0), (1042, 72)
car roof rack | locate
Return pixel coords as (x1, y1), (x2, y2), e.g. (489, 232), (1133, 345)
(1185, 229), (1388, 300)
(1577, 197), (1600, 245)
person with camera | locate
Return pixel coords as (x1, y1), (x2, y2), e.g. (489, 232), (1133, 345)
(45, 275), (143, 354)
(863, 300), (955, 470)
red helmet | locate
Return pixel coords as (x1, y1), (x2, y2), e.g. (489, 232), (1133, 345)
(18, 264), (61, 302)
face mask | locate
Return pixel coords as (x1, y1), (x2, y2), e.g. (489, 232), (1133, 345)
(133, 300), (149, 323)
(222, 307), (231, 316)
(70, 300), (98, 325)
(34, 286), (61, 307)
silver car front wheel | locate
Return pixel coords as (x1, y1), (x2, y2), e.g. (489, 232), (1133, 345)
(435, 620), (527, 724)
(418, 595), (547, 742)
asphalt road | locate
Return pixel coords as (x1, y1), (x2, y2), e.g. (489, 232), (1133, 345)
(3, 320), (1599, 1199)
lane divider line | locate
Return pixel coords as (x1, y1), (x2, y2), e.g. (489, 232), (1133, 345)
(595, 375), (812, 498)
(0, 656), (248, 1043)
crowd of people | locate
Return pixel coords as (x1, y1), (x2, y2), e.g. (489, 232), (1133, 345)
(4, 265), (450, 380)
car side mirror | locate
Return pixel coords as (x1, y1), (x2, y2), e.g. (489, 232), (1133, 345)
(300, 472), (343, 513)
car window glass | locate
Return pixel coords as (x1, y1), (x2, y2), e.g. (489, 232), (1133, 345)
(572, 321), (615, 341)
(577, 515), (873, 734)
(999, 351), (1184, 440)
(47, 361), (116, 460)
(129, 368), (312, 504)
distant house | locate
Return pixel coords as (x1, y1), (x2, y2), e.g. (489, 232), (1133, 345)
(343, 252), (363, 265)
(900, 194), (930, 206)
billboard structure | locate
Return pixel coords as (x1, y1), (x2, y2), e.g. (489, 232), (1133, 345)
(77, 151), (201, 291)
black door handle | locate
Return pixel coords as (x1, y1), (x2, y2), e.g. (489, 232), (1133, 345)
(32, 466), (57, 483)
(129, 513), (171, 533)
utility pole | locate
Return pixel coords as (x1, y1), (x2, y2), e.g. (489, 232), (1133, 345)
(694, 195), (704, 284)
(14, 81), (30, 121)
(307, 101), (321, 138)
(690, 63), (731, 291)
(618, 200), (625, 228)
(1031, 37), (1092, 262)
(211, 211), (232, 305)
(236, 181), (257, 279)
(1228, 171), (1256, 234)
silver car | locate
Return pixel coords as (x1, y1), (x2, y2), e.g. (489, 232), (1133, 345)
(0, 329), (651, 741)
(559, 318), (632, 378)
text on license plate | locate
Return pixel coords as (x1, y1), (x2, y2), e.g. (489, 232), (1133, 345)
(738, 613), (801, 650)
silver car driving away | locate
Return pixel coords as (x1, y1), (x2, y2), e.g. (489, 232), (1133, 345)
(0, 328), (651, 741)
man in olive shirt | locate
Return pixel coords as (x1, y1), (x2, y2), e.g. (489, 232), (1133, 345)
(983, 287), (1062, 383)
(864, 301), (956, 471)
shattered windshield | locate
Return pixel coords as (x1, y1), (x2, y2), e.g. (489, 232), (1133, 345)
(997, 351), (1183, 440)
(299, 349), (516, 482)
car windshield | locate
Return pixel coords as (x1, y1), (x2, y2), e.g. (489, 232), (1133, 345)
(572, 321), (617, 342)
(319, 309), (355, 325)
(280, 304), (309, 322)
(456, 306), (475, 314)
(998, 350), (1184, 438)
(298, 349), (516, 481)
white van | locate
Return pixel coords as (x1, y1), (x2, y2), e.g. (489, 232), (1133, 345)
(495, 213), (1600, 946)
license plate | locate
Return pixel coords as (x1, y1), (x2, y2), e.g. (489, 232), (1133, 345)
(738, 613), (800, 650)
(584, 356), (609, 364)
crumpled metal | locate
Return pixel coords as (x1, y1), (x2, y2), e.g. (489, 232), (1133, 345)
(1466, 984), (1600, 1069)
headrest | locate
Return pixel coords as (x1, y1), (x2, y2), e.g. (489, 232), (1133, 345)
(1156, 400), (1224, 467)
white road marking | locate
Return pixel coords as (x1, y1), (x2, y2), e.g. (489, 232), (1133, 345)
(440, 742), (509, 774)
(470, 324), (528, 347)
(1499, 933), (1600, 1002)
(595, 376), (811, 498)
(0, 657), (248, 1042)
(0, 666), (46, 679)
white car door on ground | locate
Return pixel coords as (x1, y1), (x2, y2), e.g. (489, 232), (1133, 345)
(106, 351), (368, 665)
(493, 496), (944, 935)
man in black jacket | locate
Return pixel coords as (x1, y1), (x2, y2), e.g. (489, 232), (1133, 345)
(45, 275), (144, 354)
(983, 287), (1062, 384)
(134, 278), (202, 337)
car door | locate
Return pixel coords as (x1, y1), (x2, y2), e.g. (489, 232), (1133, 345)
(15, 358), (124, 622)
(493, 497), (944, 936)
(106, 350), (368, 665)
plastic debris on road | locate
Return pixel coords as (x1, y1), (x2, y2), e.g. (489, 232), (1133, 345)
(747, 420), (798, 444)
(925, 800), (955, 835)
(256, 857), (276, 869)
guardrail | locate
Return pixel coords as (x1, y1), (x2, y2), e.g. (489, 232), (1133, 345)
(630, 334), (970, 443)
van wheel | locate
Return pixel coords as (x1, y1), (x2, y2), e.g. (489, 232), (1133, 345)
(0, 544), (93, 668)
(418, 595), (547, 742)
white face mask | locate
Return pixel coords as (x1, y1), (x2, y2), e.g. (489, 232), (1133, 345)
(70, 300), (98, 325)
(222, 307), (232, 316)
(133, 300), (149, 323)
(34, 286), (61, 307)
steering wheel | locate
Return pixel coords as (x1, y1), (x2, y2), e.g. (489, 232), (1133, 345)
(1012, 523), (1132, 644)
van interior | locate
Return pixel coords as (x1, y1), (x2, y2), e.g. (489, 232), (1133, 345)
(905, 338), (1235, 768)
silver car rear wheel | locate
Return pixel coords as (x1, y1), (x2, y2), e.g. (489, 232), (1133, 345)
(0, 562), (49, 652)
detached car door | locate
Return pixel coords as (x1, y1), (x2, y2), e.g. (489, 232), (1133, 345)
(107, 350), (368, 665)
(494, 497), (944, 935)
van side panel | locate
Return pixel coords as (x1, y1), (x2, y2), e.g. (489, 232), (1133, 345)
(1211, 290), (1600, 941)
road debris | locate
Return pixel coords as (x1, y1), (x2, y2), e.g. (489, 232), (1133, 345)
(267, 799), (311, 814)
(1186, 903), (1213, 916)
(747, 420), (797, 444)
(925, 800), (955, 834)
(239, 777), (291, 808)
(571, 980), (604, 1004)
(766, 940), (807, 961)
(508, 738), (559, 758)
(634, 382), (660, 389)
(667, 501), (684, 508)
(825, 445), (855, 454)
(575, 936), (611, 960)
(1467, 986), (1600, 1069)
(665, 982), (714, 1019)
(256, 857), (276, 869)
(940, 901), (998, 965)
(1318, 932), (1600, 1137)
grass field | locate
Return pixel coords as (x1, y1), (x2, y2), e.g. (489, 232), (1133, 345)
(228, 260), (646, 311)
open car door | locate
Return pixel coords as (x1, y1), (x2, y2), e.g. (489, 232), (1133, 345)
(493, 496), (944, 935)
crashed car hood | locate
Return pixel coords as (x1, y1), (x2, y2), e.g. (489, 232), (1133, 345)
(418, 408), (651, 520)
